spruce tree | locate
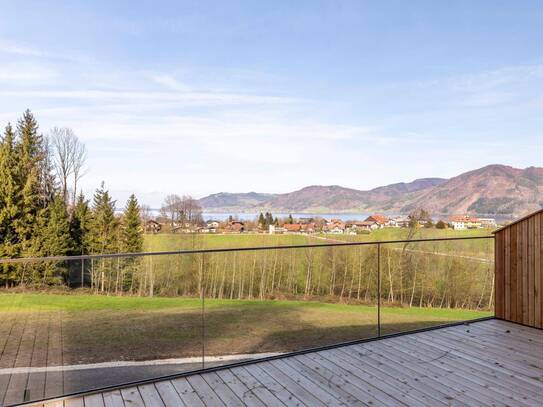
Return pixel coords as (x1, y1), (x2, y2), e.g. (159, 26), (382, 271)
(0, 124), (20, 285)
(121, 194), (143, 253)
(87, 182), (118, 254)
(70, 193), (91, 255)
(42, 197), (73, 257)
(14, 110), (52, 257)
(258, 212), (265, 229)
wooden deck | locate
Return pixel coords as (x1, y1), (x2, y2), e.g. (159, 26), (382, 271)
(31, 319), (543, 407)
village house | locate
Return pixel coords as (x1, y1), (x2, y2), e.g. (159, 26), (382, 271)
(269, 224), (286, 234)
(364, 214), (390, 228)
(389, 216), (410, 228)
(301, 223), (318, 234)
(324, 220), (346, 234)
(283, 223), (302, 233)
(144, 219), (162, 234)
(479, 218), (497, 229)
(225, 221), (245, 233)
(449, 215), (483, 230)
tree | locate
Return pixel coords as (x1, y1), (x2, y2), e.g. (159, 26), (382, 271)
(287, 214), (294, 224)
(436, 220), (447, 229)
(160, 194), (182, 229)
(121, 194), (143, 253)
(70, 193), (91, 255)
(14, 110), (53, 257)
(42, 196), (73, 257)
(87, 182), (118, 254)
(258, 212), (265, 229)
(49, 127), (87, 206)
(0, 124), (20, 256)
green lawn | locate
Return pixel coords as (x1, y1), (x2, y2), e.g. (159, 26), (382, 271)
(0, 293), (491, 365)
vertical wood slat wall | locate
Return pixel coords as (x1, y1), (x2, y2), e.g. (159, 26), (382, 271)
(494, 210), (543, 328)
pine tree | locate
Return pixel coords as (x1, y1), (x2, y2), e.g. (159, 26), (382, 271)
(87, 182), (119, 254)
(121, 194), (143, 253)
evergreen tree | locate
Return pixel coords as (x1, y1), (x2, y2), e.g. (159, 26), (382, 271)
(287, 214), (294, 224)
(42, 196), (73, 257)
(121, 194), (143, 253)
(0, 124), (20, 285)
(87, 182), (118, 254)
(258, 212), (265, 229)
(70, 193), (91, 255)
(13, 110), (52, 257)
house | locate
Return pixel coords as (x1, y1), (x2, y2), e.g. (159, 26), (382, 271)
(144, 219), (162, 234)
(206, 220), (220, 229)
(324, 221), (346, 234)
(390, 216), (410, 228)
(283, 223), (302, 233)
(479, 218), (497, 229)
(269, 224), (286, 234)
(364, 215), (389, 228)
(358, 220), (380, 231)
(226, 221), (245, 233)
(301, 223), (317, 234)
(449, 215), (482, 230)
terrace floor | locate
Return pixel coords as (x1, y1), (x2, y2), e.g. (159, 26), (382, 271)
(25, 318), (543, 407)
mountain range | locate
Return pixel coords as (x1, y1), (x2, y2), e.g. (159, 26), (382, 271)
(198, 165), (543, 217)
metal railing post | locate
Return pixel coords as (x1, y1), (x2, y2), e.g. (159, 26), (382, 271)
(81, 258), (84, 288)
(377, 243), (381, 337)
(201, 253), (206, 370)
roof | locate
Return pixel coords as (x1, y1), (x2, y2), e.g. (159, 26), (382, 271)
(365, 214), (389, 224)
(493, 208), (543, 234)
(284, 223), (302, 231)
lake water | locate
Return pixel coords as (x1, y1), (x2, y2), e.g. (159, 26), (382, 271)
(202, 212), (373, 222)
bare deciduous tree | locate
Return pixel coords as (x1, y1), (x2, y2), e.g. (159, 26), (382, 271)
(49, 127), (87, 206)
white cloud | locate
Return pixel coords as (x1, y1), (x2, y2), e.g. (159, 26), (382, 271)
(0, 40), (45, 57)
(149, 74), (192, 92)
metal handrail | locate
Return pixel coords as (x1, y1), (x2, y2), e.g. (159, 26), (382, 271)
(0, 235), (494, 264)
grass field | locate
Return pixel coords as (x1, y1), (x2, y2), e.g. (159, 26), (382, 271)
(0, 293), (491, 365)
(144, 228), (493, 251)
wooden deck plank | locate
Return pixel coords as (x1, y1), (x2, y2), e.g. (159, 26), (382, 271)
(277, 358), (371, 406)
(358, 340), (488, 407)
(154, 381), (185, 407)
(228, 367), (285, 407)
(241, 364), (305, 407)
(170, 378), (205, 407)
(201, 372), (245, 407)
(64, 398), (84, 407)
(253, 359), (327, 407)
(186, 375), (226, 406)
(328, 347), (444, 406)
(385, 334), (529, 406)
(84, 393), (105, 407)
(120, 387), (145, 407)
(401, 335), (543, 405)
(420, 328), (543, 380)
(103, 390), (126, 407)
(214, 369), (267, 407)
(137, 384), (165, 407)
(297, 353), (404, 406)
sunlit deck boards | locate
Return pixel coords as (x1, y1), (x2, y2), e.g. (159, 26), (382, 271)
(33, 319), (543, 407)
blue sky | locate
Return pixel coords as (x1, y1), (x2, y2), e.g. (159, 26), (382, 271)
(1, 1), (542, 207)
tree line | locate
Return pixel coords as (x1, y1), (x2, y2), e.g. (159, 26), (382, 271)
(0, 110), (144, 287)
